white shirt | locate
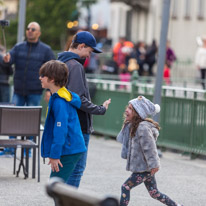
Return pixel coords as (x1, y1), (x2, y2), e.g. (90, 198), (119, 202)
(195, 47), (206, 68)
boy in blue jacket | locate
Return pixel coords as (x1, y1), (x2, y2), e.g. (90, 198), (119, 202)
(39, 60), (86, 182)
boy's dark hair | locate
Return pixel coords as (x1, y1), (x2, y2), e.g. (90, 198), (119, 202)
(70, 34), (89, 49)
(39, 60), (68, 87)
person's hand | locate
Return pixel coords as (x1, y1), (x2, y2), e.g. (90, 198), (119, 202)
(151, 167), (159, 175)
(103, 98), (111, 110)
(48, 158), (63, 172)
(3, 53), (11, 63)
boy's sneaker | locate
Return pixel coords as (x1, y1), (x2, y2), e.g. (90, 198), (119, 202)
(177, 204), (183, 206)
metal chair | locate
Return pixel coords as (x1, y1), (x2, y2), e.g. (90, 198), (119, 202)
(0, 105), (42, 182)
(46, 177), (119, 206)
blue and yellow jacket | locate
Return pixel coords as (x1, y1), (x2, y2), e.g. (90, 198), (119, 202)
(41, 87), (87, 159)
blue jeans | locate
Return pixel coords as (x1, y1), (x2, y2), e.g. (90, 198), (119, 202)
(66, 133), (90, 188)
(0, 85), (10, 103)
(12, 93), (42, 106)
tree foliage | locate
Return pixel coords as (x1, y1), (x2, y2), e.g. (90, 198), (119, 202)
(5, 0), (78, 51)
(81, 0), (97, 8)
(26, 0), (78, 50)
(4, 0), (99, 51)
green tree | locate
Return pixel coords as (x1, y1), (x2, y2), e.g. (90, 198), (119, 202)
(5, 0), (79, 51)
(4, 0), (97, 51)
(26, 0), (78, 50)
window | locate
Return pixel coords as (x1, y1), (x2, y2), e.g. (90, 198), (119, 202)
(197, 0), (204, 20)
(171, 0), (178, 19)
(184, 0), (191, 19)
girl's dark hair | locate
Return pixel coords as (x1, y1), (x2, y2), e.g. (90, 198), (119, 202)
(39, 60), (68, 87)
(123, 104), (160, 137)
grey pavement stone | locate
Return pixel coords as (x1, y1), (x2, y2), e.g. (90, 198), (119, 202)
(0, 135), (206, 206)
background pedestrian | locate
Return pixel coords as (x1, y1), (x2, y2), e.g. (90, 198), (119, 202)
(0, 45), (13, 103)
(145, 39), (158, 76)
(195, 35), (206, 90)
(166, 40), (176, 69)
(0, 22), (55, 156)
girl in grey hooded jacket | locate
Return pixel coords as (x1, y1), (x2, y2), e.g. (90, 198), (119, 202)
(117, 96), (183, 206)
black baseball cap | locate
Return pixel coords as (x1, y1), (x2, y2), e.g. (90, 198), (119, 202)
(74, 31), (102, 53)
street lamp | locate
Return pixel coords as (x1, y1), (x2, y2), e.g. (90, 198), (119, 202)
(67, 21), (79, 29)
(92, 23), (99, 30)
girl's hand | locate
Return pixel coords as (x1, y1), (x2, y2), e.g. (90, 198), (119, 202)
(151, 167), (159, 175)
(48, 158), (63, 172)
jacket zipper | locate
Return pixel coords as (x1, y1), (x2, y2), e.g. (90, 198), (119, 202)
(23, 43), (32, 95)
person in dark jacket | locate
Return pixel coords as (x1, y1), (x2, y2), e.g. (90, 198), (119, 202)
(145, 40), (157, 76)
(0, 22), (55, 156)
(0, 45), (13, 103)
(3, 22), (55, 105)
(58, 31), (111, 188)
(39, 60), (86, 182)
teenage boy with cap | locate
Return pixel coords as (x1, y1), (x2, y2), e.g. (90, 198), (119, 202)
(58, 31), (111, 188)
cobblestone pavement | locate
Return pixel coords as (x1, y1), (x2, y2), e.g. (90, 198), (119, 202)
(0, 135), (206, 206)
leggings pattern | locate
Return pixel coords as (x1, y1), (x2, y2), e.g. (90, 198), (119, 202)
(120, 172), (177, 206)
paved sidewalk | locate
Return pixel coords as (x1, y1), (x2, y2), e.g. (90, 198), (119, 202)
(0, 135), (206, 206)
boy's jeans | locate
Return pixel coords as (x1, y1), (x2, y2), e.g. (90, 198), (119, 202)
(66, 133), (90, 188)
(50, 153), (83, 183)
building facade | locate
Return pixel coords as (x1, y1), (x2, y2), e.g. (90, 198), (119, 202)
(108, 0), (206, 79)
(0, 0), (18, 19)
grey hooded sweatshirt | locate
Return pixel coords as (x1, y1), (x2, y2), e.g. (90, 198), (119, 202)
(58, 51), (106, 134)
(117, 121), (160, 173)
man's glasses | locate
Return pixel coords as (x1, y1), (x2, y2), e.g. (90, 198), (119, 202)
(26, 27), (36, 32)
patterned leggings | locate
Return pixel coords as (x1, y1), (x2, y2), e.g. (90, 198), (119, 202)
(120, 172), (178, 206)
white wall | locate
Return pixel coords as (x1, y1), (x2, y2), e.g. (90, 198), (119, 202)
(129, 0), (206, 59)
(146, 0), (158, 44)
(78, 0), (206, 79)
(4, 0), (18, 14)
(126, 0), (206, 79)
(108, 2), (131, 46)
(155, 0), (206, 78)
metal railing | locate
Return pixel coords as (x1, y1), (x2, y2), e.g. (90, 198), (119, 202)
(88, 77), (206, 155)
(86, 73), (206, 89)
